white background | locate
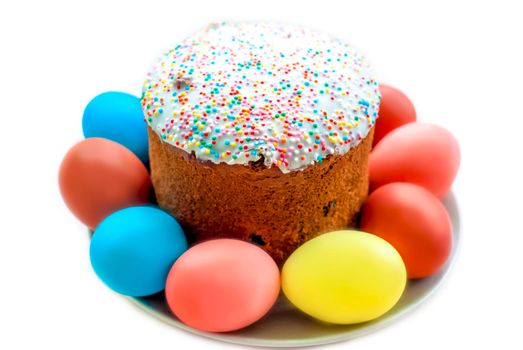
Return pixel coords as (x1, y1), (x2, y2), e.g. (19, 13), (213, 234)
(1, 0), (522, 349)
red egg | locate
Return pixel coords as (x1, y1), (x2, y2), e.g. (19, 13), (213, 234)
(370, 123), (460, 198)
(373, 84), (417, 147)
(59, 138), (151, 229)
(165, 239), (280, 332)
(360, 182), (453, 279)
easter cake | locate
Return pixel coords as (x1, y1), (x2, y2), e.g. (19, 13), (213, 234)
(141, 22), (380, 264)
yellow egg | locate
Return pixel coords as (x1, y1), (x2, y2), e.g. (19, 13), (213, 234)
(282, 230), (407, 324)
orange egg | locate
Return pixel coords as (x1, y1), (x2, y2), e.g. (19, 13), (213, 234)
(370, 123), (460, 198)
(373, 84), (416, 147)
(360, 182), (453, 279)
(59, 138), (151, 229)
(165, 239), (280, 332)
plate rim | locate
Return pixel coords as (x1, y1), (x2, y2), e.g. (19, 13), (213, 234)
(128, 191), (461, 348)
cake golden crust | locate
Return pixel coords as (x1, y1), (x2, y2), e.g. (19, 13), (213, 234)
(148, 127), (374, 265)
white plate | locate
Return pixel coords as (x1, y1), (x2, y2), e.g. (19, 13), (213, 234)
(129, 193), (460, 347)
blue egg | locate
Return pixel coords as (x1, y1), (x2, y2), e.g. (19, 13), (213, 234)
(83, 92), (149, 164)
(90, 206), (187, 297)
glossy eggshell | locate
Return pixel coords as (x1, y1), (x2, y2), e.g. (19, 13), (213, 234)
(282, 230), (406, 325)
(373, 84), (417, 146)
(90, 206), (187, 296)
(83, 92), (149, 164)
(370, 123), (460, 198)
(59, 138), (151, 229)
(165, 239), (280, 332)
(360, 183), (453, 279)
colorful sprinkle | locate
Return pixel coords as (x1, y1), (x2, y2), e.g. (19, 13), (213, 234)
(142, 22), (380, 173)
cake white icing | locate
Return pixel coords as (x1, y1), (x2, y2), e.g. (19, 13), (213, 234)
(142, 22), (380, 173)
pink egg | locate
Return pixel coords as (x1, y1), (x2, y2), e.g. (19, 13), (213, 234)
(59, 138), (151, 229)
(165, 239), (280, 332)
(370, 123), (460, 198)
(360, 183), (453, 279)
(373, 84), (417, 147)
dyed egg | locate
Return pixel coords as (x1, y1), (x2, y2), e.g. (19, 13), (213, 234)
(59, 138), (151, 229)
(90, 206), (187, 296)
(370, 123), (460, 198)
(83, 92), (149, 164)
(165, 239), (280, 332)
(282, 230), (406, 324)
(360, 183), (453, 279)
(373, 84), (416, 146)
